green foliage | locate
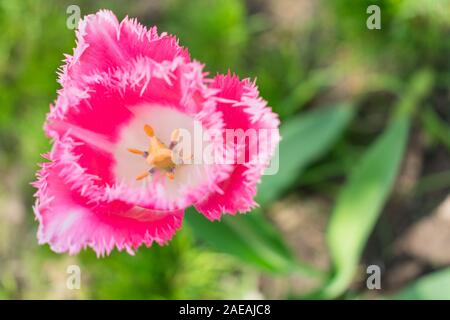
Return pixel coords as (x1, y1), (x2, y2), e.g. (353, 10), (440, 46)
(0, 0), (73, 166)
(164, 0), (248, 73)
(393, 268), (450, 300)
(80, 229), (238, 299)
(258, 104), (355, 206)
(320, 70), (433, 298)
(323, 117), (409, 298)
(421, 107), (450, 150)
(186, 208), (323, 277)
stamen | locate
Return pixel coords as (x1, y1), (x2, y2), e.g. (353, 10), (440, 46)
(135, 171), (150, 181)
(127, 148), (146, 156)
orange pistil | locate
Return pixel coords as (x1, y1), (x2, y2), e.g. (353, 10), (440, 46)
(127, 124), (181, 181)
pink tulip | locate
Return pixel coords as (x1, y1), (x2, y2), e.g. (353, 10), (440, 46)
(33, 10), (280, 256)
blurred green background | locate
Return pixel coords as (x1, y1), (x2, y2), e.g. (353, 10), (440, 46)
(0, 0), (449, 299)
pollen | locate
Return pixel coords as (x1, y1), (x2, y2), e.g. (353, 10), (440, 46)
(127, 124), (181, 181)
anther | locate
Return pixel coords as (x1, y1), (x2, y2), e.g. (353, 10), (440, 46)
(144, 124), (154, 137)
(127, 148), (146, 156)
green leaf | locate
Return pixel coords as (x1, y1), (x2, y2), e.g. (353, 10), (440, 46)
(186, 208), (324, 278)
(322, 117), (410, 298)
(257, 104), (355, 206)
(420, 106), (450, 150)
(393, 268), (450, 300)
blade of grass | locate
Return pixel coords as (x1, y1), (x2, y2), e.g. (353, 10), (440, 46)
(420, 106), (450, 150)
(320, 70), (433, 299)
(322, 117), (409, 298)
(393, 268), (450, 300)
(415, 170), (450, 195)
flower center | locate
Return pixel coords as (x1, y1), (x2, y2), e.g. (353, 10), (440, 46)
(127, 124), (182, 181)
(114, 105), (212, 206)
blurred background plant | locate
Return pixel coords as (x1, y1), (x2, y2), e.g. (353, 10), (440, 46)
(0, 0), (449, 299)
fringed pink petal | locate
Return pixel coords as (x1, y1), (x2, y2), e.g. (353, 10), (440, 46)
(59, 10), (189, 87)
(195, 73), (280, 220)
(33, 149), (183, 256)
